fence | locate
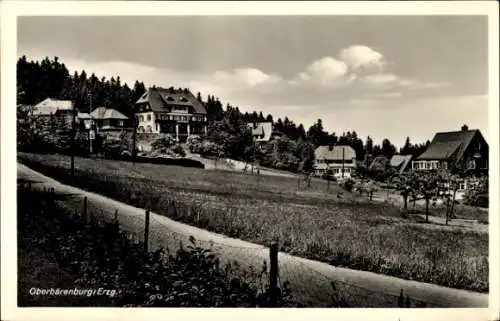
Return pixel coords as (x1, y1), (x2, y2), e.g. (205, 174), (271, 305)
(17, 179), (447, 308)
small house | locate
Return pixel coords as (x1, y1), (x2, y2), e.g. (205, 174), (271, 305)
(90, 107), (130, 132)
(412, 125), (488, 173)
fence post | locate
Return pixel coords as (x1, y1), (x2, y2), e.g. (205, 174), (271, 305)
(269, 241), (279, 307)
(144, 210), (150, 253)
(398, 289), (404, 308)
(83, 197), (88, 222)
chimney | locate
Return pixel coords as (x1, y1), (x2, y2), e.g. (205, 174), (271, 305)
(461, 124), (469, 132)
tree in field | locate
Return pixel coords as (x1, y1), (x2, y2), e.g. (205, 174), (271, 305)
(392, 172), (418, 218)
(414, 172), (442, 223)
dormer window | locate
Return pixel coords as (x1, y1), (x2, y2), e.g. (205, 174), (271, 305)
(179, 97), (188, 102)
(166, 96), (175, 101)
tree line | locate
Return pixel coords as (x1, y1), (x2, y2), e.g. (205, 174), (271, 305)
(17, 55), (431, 173)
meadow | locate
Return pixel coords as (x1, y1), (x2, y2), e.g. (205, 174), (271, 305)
(18, 153), (489, 292)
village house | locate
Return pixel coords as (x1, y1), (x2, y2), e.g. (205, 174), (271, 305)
(133, 87), (208, 143)
(77, 112), (93, 130)
(389, 154), (413, 174)
(90, 107), (131, 133)
(32, 97), (74, 117)
(314, 145), (356, 178)
(412, 125), (488, 174)
(248, 122), (273, 142)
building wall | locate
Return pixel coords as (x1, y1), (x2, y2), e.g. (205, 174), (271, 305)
(314, 159), (356, 178)
(136, 111), (159, 134)
(412, 160), (448, 171)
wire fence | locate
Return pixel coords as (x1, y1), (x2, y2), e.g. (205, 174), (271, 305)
(17, 178), (481, 308)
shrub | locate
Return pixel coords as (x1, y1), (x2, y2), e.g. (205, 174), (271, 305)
(463, 177), (489, 208)
(171, 145), (187, 157)
(18, 189), (298, 307)
(186, 135), (203, 153)
(151, 134), (177, 151)
(343, 178), (355, 192)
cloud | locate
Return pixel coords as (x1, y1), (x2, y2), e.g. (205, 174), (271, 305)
(361, 73), (399, 85)
(290, 57), (349, 88)
(213, 68), (281, 87)
(338, 45), (386, 74)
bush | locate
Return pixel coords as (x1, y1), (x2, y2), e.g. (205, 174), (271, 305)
(463, 177), (489, 208)
(343, 178), (355, 192)
(18, 189), (297, 307)
(186, 135), (202, 153)
(151, 134), (177, 151)
(171, 145), (186, 157)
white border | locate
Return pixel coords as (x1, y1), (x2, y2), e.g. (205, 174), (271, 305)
(1, 2), (499, 321)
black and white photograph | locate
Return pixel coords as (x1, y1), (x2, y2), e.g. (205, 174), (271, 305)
(1, 1), (499, 320)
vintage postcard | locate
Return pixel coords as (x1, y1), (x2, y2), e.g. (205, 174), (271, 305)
(1, 1), (499, 321)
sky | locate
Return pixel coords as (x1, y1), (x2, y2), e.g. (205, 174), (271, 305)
(17, 15), (489, 148)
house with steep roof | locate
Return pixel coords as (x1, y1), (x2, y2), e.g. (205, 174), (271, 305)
(90, 107), (130, 132)
(32, 98), (73, 117)
(248, 122), (274, 142)
(77, 112), (93, 130)
(314, 145), (356, 178)
(133, 87), (208, 142)
(412, 125), (488, 173)
(390, 154), (413, 174)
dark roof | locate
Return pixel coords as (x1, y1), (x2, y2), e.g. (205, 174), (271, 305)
(417, 129), (480, 162)
(135, 87), (207, 114)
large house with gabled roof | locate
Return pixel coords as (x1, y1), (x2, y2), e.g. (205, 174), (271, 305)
(314, 145), (356, 178)
(412, 125), (488, 173)
(134, 87), (207, 142)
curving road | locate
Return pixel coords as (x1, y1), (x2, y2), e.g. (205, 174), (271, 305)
(17, 163), (488, 308)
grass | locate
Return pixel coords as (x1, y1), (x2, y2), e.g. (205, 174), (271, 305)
(18, 152), (489, 292)
(17, 185), (304, 307)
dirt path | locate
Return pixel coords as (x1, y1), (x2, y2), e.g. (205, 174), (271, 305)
(17, 163), (488, 308)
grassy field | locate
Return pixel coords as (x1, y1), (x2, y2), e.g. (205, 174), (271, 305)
(18, 153), (489, 292)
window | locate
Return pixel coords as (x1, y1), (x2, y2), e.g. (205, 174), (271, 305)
(469, 160), (476, 169)
(334, 168), (340, 174)
(146, 125), (152, 133)
(443, 162), (448, 170)
(476, 142), (481, 150)
(459, 183), (466, 191)
(138, 126), (145, 133)
(147, 114), (151, 122)
(118, 120), (124, 127)
(139, 115), (144, 122)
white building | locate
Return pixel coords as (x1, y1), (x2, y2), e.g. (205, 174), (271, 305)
(314, 145), (356, 178)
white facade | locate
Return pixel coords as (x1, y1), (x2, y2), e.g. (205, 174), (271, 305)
(137, 111), (158, 134)
(412, 160), (447, 170)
